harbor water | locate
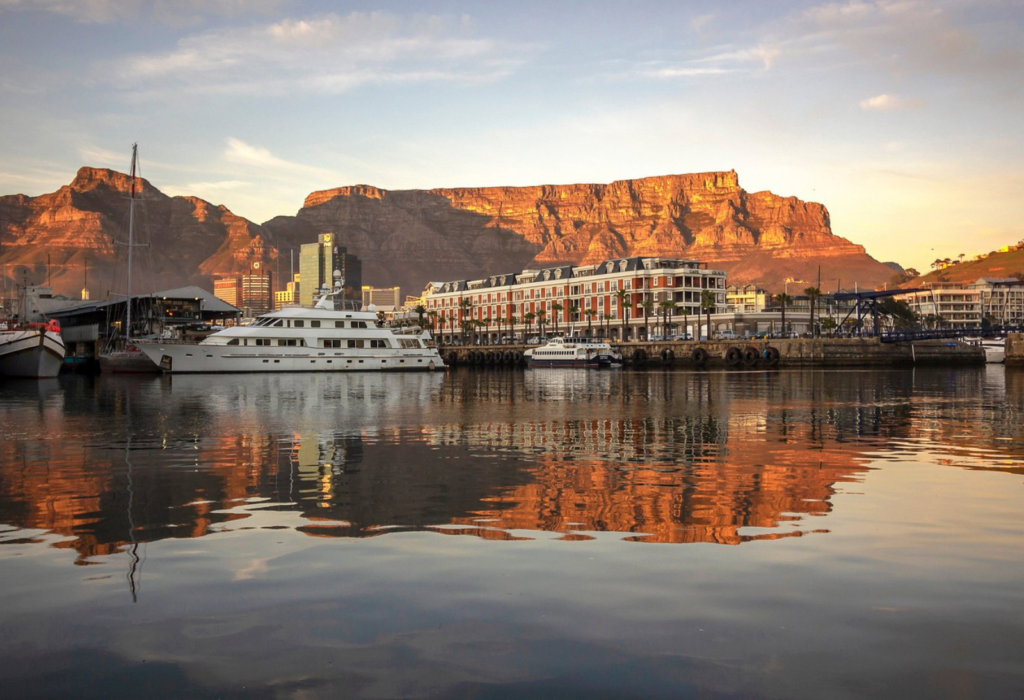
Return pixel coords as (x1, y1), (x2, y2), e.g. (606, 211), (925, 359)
(1, 367), (1023, 698)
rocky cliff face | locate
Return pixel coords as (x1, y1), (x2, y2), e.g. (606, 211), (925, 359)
(0, 168), (274, 299)
(1, 168), (894, 300)
(266, 171), (894, 295)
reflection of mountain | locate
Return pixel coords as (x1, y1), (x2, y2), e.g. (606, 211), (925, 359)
(2, 368), (1022, 564)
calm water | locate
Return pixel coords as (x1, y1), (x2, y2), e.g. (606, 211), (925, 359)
(1, 367), (1023, 698)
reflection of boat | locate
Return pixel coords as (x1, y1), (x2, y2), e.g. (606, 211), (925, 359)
(137, 280), (445, 373)
(0, 320), (66, 378)
(99, 144), (161, 374)
(524, 336), (623, 368)
(966, 337), (1005, 364)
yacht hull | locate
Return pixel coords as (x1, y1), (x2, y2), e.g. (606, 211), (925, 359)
(0, 330), (66, 378)
(137, 342), (444, 373)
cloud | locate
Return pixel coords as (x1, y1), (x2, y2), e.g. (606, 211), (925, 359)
(1, 0), (285, 24)
(223, 138), (336, 180)
(859, 93), (922, 110)
(103, 11), (528, 98)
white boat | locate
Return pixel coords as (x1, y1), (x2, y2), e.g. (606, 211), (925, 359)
(136, 284), (444, 374)
(524, 336), (623, 368)
(0, 320), (66, 378)
(964, 337), (1005, 364)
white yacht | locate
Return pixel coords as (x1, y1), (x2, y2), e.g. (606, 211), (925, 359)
(136, 285), (444, 374)
(524, 336), (623, 368)
(0, 320), (66, 378)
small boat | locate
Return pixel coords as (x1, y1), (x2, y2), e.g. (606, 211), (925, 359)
(0, 319), (66, 378)
(524, 336), (623, 368)
(965, 337), (1005, 364)
(135, 279), (445, 374)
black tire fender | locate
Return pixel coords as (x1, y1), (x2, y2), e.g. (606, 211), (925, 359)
(725, 346), (742, 366)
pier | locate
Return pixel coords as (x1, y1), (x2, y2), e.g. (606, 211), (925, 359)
(440, 336), (991, 368)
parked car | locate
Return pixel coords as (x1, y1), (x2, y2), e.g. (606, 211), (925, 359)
(672, 332), (694, 341)
(718, 329), (737, 340)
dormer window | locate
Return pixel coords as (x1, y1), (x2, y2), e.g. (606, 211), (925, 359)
(555, 269), (562, 279)
(606, 262), (614, 273)
(619, 260), (628, 271)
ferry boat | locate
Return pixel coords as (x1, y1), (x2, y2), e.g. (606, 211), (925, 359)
(524, 336), (623, 368)
(136, 284), (444, 374)
(0, 319), (66, 378)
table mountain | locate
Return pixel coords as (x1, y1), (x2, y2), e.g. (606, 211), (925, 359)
(2, 167), (894, 301)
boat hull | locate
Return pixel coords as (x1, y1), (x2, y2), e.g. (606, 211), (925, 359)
(136, 342), (445, 373)
(527, 357), (622, 368)
(0, 330), (66, 378)
(99, 349), (162, 374)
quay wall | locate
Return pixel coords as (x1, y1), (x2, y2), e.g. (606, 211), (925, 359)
(1007, 333), (1024, 365)
(440, 337), (983, 368)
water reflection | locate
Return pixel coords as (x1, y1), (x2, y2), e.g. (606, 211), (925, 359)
(2, 368), (1024, 562)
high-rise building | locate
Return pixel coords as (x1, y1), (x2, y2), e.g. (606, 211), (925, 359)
(240, 261), (273, 315)
(298, 234), (362, 306)
(361, 285), (402, 309)
(214, 277), (242, 308)
(274, 274), (300, 310)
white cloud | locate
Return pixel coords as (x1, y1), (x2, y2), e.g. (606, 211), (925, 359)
(223, 138), (337, 181)
(859, 93), (922, 110)
(104, 11), (528, 98)
(1, 0), (285, 24)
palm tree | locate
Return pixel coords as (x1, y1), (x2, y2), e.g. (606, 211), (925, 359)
(551, 302), (563, 335)
(509, 314), (517, 342)
(413, 304), (426, 329)
(536, 309), (547, 339)
(700, 289), (716, 340)
(804, 286), (821, 337)
(458, 297), (473, 344)
(775, 293), (792, 339)
(524, 311), (536, 339)
(426, 309), (437, 332)
(602, 313), (614, 338)
(614, 289), (630, 341)
(584, 308), (597, 336)
(483, 315), (492, 344)
(640, 300), (655, 340)
(658, 299), (677, 338)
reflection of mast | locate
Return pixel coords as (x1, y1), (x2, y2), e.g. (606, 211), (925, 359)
(124, 389), (143, 603)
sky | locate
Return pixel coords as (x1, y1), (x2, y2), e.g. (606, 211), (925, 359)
(1, 0), (1021, 273)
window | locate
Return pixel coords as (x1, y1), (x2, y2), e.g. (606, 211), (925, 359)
(347, 339), (365, 348)
(399, 339), (422, 348)
(255, 338), (271, 346)
(369, 339), (389, 348)
(226, 339), (239, 346)
(324, 339), (342, 348)
(311, 320), (321, 328)
(294, 320), (305, 328)
(352, 321), (368, 329)
(278, 339), (299, 346)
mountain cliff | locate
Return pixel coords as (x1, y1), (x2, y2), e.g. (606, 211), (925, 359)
(1, 168), (895, 300)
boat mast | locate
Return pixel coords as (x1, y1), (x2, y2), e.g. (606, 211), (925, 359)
(126, 143), (137, 343)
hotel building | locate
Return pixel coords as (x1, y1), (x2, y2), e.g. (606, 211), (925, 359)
(423, 257), (727, 343)
(899, 278), (1024, 328)
(298, 234), (362, 306)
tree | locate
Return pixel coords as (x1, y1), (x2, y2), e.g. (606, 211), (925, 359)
(458, 297), (473, 343)
(820, 317), (837, 337)
(426, 309), (437, 332)
(551, 302), (563, 335)
(775, 293), (793, 338)
(640, 300), (655, 340)
(536, 309), (547, 339)
(524, 311), (536, 339)
(413, 304), (426, 329)
(584, 308), (597, 335)
(509, 314), (517, 341)
(700, 289), (716, 340)
(614, 289), (631, 341)
(804, 287), (822, 337)
(658, 300), (677, 338)
(602, 313), (614, 338)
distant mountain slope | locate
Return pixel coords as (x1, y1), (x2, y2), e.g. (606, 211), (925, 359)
(2, 167), (897, 300)
(907, 248), (1024, 287)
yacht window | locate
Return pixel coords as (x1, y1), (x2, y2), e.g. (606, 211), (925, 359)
(294, 320), (305, 328)
(334, 321), (345, 328)
(271, 319), (283, 327)
(278, 339), (299, 347)
(347, 339), (365, 348)
(226, 339), (239, 346)
(310, 320), (321, 328)
(369, 339), (389, 348)
(324, 339), (342, 348)
(255, 338), (271, 346)
(352, 321), (368, 329)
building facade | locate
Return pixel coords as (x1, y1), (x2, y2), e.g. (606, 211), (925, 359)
(298, 233), (362, 306)
(423, 257), (727, 343)
(726, 285), (770, 313)
(362, 286), (402, 309)
(899, 278), (1024, 328)
(213, 277), (241, 308)
(274, 275), (299, 311)
(240, 261), (273, 316)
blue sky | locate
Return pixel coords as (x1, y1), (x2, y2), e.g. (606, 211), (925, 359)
(1, 0), (1021, 272)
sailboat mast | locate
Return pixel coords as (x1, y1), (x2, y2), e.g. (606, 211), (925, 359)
(126, 143), (137, 342)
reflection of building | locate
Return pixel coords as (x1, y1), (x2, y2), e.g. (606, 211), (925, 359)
(298, 234), (362, 306)
(362, 285), (402, 309)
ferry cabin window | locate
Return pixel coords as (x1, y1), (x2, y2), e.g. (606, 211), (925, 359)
(310, 320), (321, 328)
(347, 339), (365, 348)
(324, 339), (342, 348)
